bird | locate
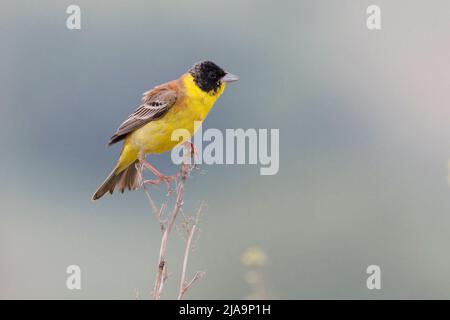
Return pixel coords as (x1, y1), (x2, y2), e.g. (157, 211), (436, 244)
(92, 60), (239, 200)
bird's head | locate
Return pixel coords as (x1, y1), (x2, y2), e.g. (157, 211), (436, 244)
(189, 60), (239, 94)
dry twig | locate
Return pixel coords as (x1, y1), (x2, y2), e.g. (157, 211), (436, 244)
(177, 202), (206, 300)
(152, 169), (187, 300)
(147, 142), (205, 300)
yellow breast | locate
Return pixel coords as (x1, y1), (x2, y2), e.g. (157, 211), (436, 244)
(129, 73), (226, 154)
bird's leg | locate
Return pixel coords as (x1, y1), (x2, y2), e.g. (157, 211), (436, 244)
(142, 160), (176, 194)
(186, 141), (197, 159)
(182, 141), (198, 169)
(142, 160), (164, 177)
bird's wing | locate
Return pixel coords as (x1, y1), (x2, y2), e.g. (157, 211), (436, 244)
(108, 87), (178, 145)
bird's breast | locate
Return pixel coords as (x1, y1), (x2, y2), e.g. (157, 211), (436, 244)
(128, 76), (222, 154)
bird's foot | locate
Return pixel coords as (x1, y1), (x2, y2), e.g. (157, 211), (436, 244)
(182, 141), (199, 170)
(186, 141), (197, 159)
(143, 175), (176, 195)
(142, 160), (177, 194)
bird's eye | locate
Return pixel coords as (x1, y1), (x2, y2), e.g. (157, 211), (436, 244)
(208, 71), (217, 79)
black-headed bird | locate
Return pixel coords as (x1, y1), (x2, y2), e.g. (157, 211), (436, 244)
(92, 61), (239, 200)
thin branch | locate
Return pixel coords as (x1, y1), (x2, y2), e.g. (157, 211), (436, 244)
(152, 142), (193, 299)
(149, 142), (203, 300)
(177, 202), (205, 300)
(143, 186), (168, 231)
(143, 185), (158, 215)
(152, 176), (186, 300)
(179, 271), (206, 300)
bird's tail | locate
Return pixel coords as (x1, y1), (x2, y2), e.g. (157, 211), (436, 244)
(91, 160), (141, 201)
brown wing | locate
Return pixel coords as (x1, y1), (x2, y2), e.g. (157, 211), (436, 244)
(108, 86), (178, 145)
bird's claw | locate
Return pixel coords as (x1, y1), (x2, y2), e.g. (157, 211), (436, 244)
(144, 175), (176, 195)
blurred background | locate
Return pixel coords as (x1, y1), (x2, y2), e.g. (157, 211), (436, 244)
(1, 0), (450, 299)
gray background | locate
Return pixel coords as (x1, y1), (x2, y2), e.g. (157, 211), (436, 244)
(1, 0), (450, 299)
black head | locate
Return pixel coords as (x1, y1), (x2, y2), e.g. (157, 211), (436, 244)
(189, 61), (228, 93)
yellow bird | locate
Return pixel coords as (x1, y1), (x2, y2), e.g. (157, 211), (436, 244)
(92, 61), (239, 200)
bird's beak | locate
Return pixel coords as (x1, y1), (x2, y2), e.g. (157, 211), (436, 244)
(221, 72), (239, 83)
